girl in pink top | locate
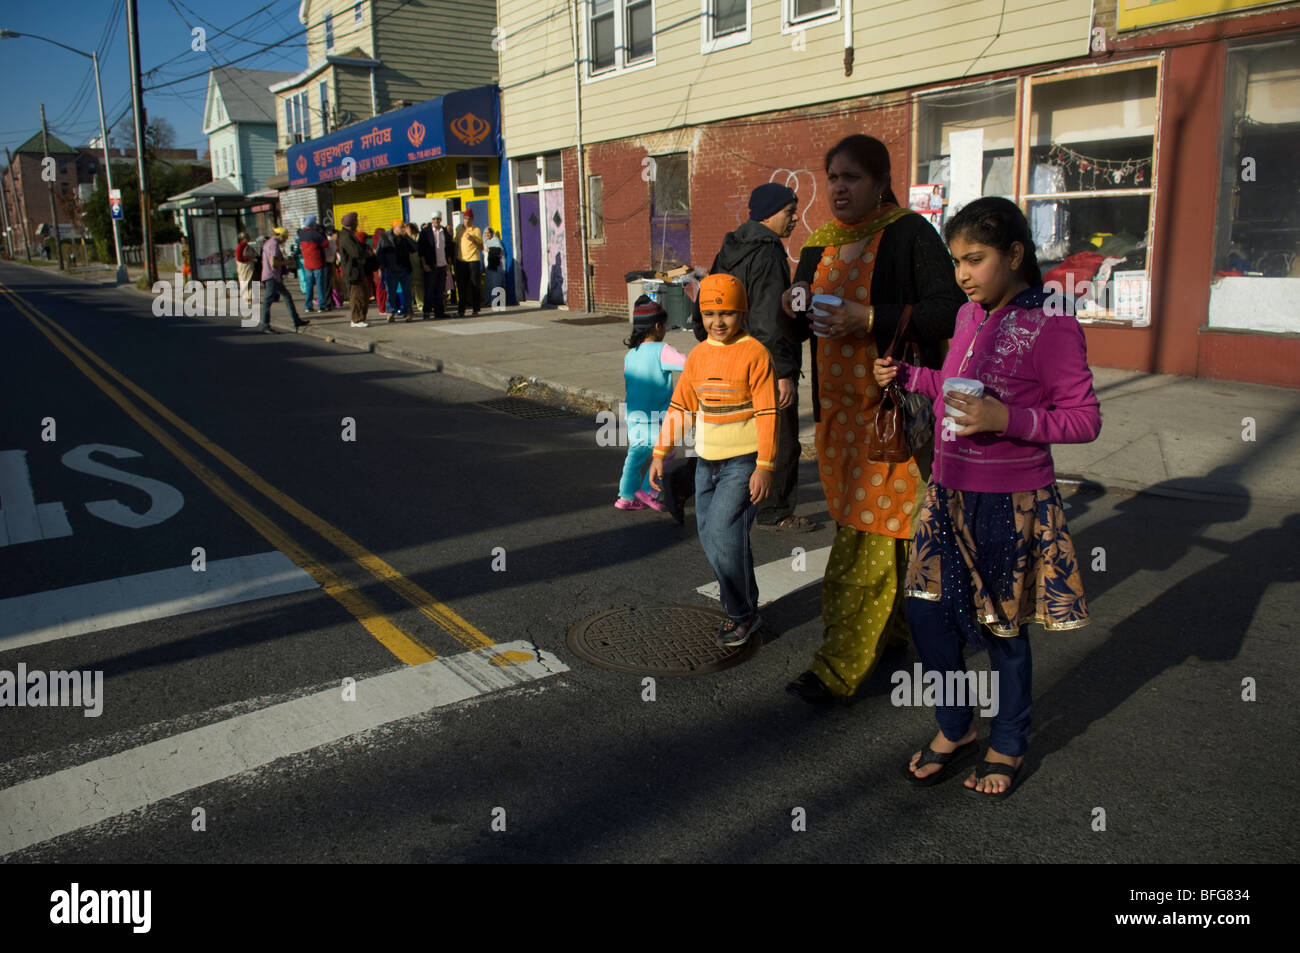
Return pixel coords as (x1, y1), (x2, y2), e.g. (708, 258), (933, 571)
(875, 196), (1101, 799)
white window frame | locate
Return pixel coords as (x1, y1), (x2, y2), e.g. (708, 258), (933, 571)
(782, 0), (839, 35)
(324, 13), (334, 52)
(285, 90), (313, 141)
(319, 80), (331, 133)
(353, 2), (362, 24)
(583, 0), (656, 82)
(701, 0), (750, 54)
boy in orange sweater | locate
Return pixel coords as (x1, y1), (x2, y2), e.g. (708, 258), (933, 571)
(650, 274), (778, 648)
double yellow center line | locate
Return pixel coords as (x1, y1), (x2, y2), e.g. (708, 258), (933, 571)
(2, 282), (494, 665)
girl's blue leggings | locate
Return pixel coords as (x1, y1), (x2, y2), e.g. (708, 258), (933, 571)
(619, 443), (653, 500)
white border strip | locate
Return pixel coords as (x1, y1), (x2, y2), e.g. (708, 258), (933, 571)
(0, 552), (319, 650)
(0, 640), (566, 856)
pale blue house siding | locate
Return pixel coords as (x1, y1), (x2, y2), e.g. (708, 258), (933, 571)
(241, 125), (278, 192)
(207, 123), (279, 193)
(208, 126), (240, 185)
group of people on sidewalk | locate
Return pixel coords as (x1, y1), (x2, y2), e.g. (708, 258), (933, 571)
(244, 208), (506, 331)
(618, 134), (1102, 799)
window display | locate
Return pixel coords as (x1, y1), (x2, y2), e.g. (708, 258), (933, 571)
(913, 82), (1017, 233)
(1023, 63), (1159, 325)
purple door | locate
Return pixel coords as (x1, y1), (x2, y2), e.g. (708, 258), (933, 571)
(517, 192), (542, 301)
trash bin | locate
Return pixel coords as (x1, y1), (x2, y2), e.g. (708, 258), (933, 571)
(626, 270), (658, 321)
(641, 277), (691, 330)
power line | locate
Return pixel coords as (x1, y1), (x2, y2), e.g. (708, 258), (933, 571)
(144, 0), (418, 91)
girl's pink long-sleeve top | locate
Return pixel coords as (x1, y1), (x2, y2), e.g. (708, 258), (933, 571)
(899, 288), (1101, 493)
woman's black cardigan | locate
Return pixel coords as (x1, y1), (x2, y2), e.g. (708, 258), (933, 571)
(793, 212), (966, 421)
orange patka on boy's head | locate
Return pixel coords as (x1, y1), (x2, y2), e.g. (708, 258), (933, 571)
(698, 273), (748, 344)
(698, 273), (748, 313)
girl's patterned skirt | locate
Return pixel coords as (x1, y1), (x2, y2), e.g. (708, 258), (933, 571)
(904, 481), (1089, 649)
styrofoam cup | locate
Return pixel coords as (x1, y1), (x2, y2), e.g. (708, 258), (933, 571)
(942, 377), (984, 430)
(810, 294), (841, 317)
(809, 294), (841, 336)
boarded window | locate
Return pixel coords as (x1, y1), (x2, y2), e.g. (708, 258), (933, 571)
(588, 175), (603, 242)
(649, 153), (689, 272)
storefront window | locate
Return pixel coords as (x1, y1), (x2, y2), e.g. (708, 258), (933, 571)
(913, 82), (1017, 235)
(1211, 34), (1300, 333)
(1024, 63), (1158, 325)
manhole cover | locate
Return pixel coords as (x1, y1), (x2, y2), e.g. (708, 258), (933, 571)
(478, 397), (579, 419)
(566, 606), (757, 675)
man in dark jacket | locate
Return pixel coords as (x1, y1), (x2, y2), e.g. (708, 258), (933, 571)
(336, 212), (371, 328)
(693, 182), (813, 531)
(417, 214), (453, 319)
(377, 220), (416, 322)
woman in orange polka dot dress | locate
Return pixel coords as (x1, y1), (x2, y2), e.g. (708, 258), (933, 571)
(781, 135), (965, 704)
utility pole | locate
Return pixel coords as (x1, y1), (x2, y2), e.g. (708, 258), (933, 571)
(93, 51), (129, 284)
(5, 147), (33, 261)
(40, 104), (65, 270)
(0, 158), (14, 258)
(125, 0), (155, 285)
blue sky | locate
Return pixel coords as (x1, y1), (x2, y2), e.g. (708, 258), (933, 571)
(0, 0), (309, 159)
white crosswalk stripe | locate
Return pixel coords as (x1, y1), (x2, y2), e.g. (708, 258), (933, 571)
(695, 546), (831, 606)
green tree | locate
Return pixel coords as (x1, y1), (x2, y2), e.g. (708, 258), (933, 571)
(83, 150), (208, 257)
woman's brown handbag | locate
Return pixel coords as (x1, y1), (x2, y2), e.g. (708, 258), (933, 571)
(866, 304), (915, 464)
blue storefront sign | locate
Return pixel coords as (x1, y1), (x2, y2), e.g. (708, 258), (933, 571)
(287, 85), (500, 189)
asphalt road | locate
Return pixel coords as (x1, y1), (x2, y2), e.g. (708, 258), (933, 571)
(1, 262), (1296, 865)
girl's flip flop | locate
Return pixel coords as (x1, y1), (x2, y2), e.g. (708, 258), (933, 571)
(963, 759), (1023, 801)
(904, 739), (979, 787)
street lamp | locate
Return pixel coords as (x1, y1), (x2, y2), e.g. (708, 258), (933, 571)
(1, 29), (129, 284)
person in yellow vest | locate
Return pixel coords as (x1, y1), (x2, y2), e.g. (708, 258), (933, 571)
(454, 208), (484, 317)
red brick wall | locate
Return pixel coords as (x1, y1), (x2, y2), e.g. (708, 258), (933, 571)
(561, 146), (585, 311)
(580, 95), (911, 315)
(1197, 330), (1300, 389)
(4, 154), (81, 250)
(584, 138), (653, 314)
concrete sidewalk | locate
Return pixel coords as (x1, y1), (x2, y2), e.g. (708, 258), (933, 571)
(12, 260), (1300, 507)
(289, 303), (1299, 506)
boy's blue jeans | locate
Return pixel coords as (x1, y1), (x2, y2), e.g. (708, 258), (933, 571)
(695, 453), (759, 621)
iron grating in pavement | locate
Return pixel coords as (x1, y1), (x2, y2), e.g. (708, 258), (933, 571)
(566, 605), (758, 676)
(477, 396), (580, 419)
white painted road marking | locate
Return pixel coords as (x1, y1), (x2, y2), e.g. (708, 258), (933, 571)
(0, 450), (73, 546)
(0, 551), (319, 650)
(0, 640), (566, 856)
(696, 546), (831, 606)
(429, 320), (541, 335)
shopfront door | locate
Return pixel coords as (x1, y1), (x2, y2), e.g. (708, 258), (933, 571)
(517, 192), (542, 302)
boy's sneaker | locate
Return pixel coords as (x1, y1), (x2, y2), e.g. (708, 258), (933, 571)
(614, 497), (646, 510)
(350, 321), (370, 328)
(716, 614), (762, 648)
(634, 489), (667, 513)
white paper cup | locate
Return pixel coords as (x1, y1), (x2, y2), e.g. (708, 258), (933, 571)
(809, 294), (841, 336)
(942, 377), (984, 430)
(810, 294), (841, 317)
